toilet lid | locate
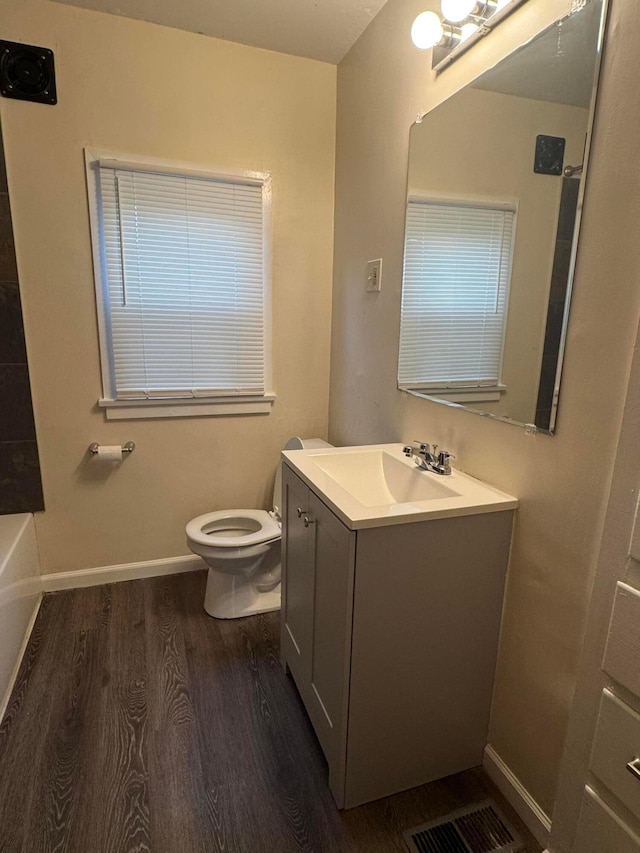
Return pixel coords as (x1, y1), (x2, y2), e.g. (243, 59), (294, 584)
(186, 509), (280, 549)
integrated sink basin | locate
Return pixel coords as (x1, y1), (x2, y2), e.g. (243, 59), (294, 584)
(310, 449), (460, 506)
(282, 443), (518, 529)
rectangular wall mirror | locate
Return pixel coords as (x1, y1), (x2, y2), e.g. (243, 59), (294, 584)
(398, 0), (606, 434)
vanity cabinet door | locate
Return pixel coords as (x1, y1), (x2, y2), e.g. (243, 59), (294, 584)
(280, 464), (356, 806)
(306, 491), (355, 802)
(281, 464), (314, 683)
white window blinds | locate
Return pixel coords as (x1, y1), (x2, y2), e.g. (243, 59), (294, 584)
(398, 198), (515, 390)
(97, 163), (266, 399)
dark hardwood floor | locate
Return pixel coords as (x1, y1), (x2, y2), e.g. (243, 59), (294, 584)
(0, 571), (541, 852)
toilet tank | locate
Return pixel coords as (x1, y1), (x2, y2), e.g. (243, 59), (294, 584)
(273, 437), (332, 517)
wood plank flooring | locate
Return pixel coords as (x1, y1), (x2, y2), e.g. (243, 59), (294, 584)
(0, 571), (541, 852)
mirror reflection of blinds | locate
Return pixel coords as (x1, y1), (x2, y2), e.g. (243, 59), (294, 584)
(98, 165), (265, 398)
(399, 198), (515, 389)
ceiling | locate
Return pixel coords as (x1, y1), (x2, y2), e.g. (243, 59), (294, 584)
(473, 1), (601, 108)
(50, 0), (390, 64)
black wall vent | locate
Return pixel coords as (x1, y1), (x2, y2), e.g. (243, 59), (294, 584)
(533, 134), (565, 176)
(0, 40), (56, 105)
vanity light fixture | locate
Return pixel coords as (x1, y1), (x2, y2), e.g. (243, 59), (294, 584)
(411, 11), (460, 50)
(441, 0), (496, 24)
(410, 11), (480, 50)
(411, 0), (527, 71)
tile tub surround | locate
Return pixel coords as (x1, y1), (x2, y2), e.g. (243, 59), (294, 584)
(535, 177), (580, 431)
(0, 126), (43, 515)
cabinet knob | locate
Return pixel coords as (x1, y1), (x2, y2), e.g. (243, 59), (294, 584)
(303, 515), (315, 527)
(296, 507), (305, 518)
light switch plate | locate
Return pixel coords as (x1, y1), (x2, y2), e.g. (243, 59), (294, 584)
(366, 258), (382, 292)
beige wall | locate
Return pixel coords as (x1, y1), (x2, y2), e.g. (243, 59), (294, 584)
(0, 0), (336, 574)
(331, 0), (640, 818)
(407, 87), (588, 423)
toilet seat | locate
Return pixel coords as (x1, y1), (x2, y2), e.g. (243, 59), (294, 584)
(186, 509), (281, 550)
(185, 437), (332, 619)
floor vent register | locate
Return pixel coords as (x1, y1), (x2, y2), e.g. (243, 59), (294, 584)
(404, 801), (524, 853)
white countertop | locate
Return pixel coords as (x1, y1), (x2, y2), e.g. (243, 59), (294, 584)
(282, 443), (518, 530)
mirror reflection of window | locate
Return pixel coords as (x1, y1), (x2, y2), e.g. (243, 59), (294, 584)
(397, 0), (604, 434)
(399, 198), (515, 402)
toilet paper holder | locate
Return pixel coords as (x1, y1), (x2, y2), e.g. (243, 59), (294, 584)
(88, 441), (136, 455)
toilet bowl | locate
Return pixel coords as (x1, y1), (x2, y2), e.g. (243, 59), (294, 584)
(186, 437), (332, 619)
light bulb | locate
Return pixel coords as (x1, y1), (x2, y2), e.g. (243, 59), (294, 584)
(411, 11), (445, 49)
(459, 21), (479, 41)
(441, 0), (477, 23)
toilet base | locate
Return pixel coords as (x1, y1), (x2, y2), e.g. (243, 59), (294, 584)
(203, 566), (281, 619)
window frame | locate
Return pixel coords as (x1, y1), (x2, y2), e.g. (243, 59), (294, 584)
(398, 190), (518, 403)
(84, 148), (274, 420)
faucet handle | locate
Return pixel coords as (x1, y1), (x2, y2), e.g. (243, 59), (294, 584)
(437, 449), (455, 474)
(404, 441), (429, 456)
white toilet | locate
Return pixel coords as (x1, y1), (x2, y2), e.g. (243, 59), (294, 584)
(186, 437), (332, 619)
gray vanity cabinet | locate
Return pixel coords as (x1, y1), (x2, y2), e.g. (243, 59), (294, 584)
(281, 463), (356, 802)
(280, 461), (515, 810)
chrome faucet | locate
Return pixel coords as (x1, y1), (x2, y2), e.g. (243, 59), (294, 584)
(402, 441), (455, 476)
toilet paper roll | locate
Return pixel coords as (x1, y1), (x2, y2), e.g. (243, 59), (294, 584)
(95, 445), (123, 462)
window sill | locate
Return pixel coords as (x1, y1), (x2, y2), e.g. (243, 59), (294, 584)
(401, 385), (506, 404)
(99, 394), (276, 420)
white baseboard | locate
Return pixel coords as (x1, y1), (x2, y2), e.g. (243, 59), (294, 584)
(41, 554), (206, 592)
(483, 744), (552, 848)
(0, 595), (42, 723)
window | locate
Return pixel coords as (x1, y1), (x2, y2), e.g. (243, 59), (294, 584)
(85, 151), (273, 419)
(398, 197), (515, 399)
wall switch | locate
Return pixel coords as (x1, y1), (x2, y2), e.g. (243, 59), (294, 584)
(366, 258), (382, 292)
